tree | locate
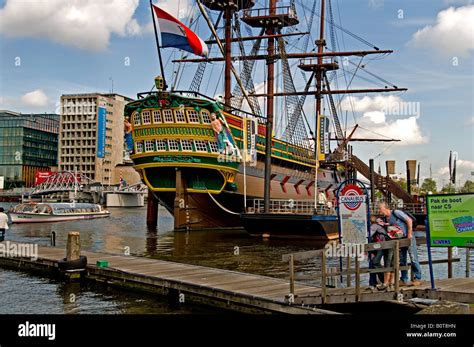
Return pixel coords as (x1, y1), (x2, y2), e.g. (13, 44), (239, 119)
(461, 180), (474, 193)
(441, 184), (454, 194)
(421, 178), (437, 193)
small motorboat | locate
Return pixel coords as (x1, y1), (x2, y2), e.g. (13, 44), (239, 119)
(10, 202), (110, 223)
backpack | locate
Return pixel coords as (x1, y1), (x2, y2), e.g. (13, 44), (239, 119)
(393, 209), (418, 229)
(385, 225), (404, 239)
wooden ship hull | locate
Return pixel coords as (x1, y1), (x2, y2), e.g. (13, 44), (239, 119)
(125, 91), (340, 231)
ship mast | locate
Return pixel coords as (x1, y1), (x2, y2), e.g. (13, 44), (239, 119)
(263, 0), (277, 213)
(224, 7), (232, 105)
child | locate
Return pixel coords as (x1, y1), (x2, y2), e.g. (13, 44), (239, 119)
(368, 215), (386, 289)
(373, 217), (395, 291)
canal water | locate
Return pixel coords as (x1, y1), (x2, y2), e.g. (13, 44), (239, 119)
(0, 203), (471, 314)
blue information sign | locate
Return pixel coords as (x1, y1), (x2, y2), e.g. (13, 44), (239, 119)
(97, 107), (106, 158)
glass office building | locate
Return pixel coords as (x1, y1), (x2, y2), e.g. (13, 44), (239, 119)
(0, 111), (59, 187)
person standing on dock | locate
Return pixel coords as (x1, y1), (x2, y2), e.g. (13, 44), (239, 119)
(0, 207), (9, 242)
(378, 202), (422, 286)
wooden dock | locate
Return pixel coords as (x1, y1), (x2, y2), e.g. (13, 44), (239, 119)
(0, 242), (336, 314)
(0, 241), (472, 313)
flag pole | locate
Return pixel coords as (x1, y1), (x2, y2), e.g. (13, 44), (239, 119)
(150, 0), (167, 90)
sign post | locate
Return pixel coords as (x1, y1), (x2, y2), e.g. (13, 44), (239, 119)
(336, 179), (370, 245)
(425, 193), (474, 288)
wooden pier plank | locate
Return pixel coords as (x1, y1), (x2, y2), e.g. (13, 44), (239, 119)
(1, 242), (473, 314)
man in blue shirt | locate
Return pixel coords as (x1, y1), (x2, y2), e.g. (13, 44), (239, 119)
(378, 202), (422, 286)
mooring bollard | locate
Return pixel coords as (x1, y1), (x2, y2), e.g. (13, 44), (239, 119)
(57, 231), (87, 280)
(66, 232), (81, 262)
(50, 231), (56, 247)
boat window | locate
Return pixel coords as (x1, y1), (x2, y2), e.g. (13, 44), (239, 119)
(136, 141), (144, 153)
(201, 110), (211, 124)
(144, 140), (155, 152)
(132, 111), (141, 126)
(181, 139), (193, 152)
(168, 139), (179, 151)
(194, 140), (208, 152)
(174, 109), (186, 123)
(142, 111), (151, 125)
(209, 141), (219, 153)
(163, 109), (174, 123)
(156, 139), (167, 151)
(152, 110), (162, 123)
(186, 110), (200, 124)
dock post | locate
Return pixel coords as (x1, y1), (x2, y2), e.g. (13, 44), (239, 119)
(355, 256), (360, 302)
(146, 188), (158, 230)
(289, 255), (295, 297)
(66, 232), (81, 262)
(448, 247), (453, 279)
(173, 168), (188, 230)
(346, 255), (351, 287)
(466, 248), (471, 278)
(394, 241), (400, 295)
(321, 252), (327, 304)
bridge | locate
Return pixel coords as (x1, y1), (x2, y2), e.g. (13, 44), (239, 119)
(29, 171), (94, 196)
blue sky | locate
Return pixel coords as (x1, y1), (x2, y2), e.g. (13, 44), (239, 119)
(0, 0), (473, 188)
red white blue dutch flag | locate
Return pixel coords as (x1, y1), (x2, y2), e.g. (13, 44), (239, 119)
(152, 5), (209, 57)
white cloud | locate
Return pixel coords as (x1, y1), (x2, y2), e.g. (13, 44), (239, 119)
(409, 5), (474, 56)
(0, 0), (142, 51)
(469, 117), (474, 125)
(158, 0), (193, 19)
(340, 95), (405, 114)
(21, 90), (48, 107)
(340, 95), (428, 145)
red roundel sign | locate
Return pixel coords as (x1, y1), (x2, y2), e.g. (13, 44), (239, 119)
(340, 184), (364, 211)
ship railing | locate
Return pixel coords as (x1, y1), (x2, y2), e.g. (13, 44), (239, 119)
(249, 199), (333, 215)
(242, 5), (297, 19)
(370, 202), (426, 215)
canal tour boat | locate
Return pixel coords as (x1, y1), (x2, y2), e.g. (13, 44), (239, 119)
(9, 203), (110, 223)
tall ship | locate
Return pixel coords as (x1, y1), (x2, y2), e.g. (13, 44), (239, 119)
(125, 0), (410, 232)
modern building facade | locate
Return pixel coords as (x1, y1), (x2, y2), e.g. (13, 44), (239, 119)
(59, 93), (139, 185)
(0, 110), (59, 187)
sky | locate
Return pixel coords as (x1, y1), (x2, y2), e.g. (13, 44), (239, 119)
(0, 0), (473, 189)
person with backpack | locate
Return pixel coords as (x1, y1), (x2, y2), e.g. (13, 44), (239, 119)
(0, 207), (9, 242)
(378, 202), (422, 286)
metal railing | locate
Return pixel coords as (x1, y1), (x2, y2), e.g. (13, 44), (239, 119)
(370, 202), (426, 215)
(248, 199), (426, 216)
(242, 5), (297, 19)
(249, 199), (333, 215)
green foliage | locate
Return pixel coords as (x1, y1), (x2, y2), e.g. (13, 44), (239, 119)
(421, 178), (437, 193)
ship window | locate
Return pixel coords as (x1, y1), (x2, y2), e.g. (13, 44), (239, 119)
(163, 109), (174, 123)
(181, 139), (193, 152)
(201, 110), (211, 124)
(194, 140), (208, 152)
(144, 140), (155, 152)
(136, 141), (143, 153)
(209, 141), (219, 153)
(152, 110), (162, 123)
(168, 139), (179, 151)
(133, 111), (141, 126)
(156, 139), (167, 151)
(187, 110), (200, 124)
(142, 111), (151, 125)
(175, 109), (186, 123)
